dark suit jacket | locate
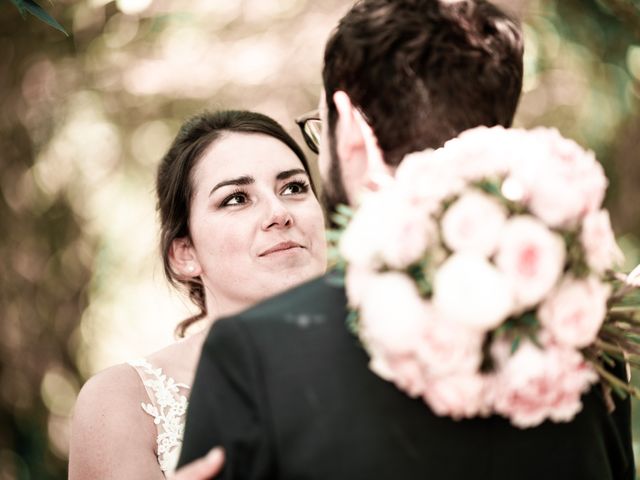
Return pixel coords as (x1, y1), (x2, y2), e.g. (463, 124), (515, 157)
(179, 272), (634, 479)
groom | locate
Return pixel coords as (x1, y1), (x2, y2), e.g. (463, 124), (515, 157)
(179, 1), (634, 478)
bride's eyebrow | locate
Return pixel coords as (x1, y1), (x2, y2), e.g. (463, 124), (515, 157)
(276, 168), (307, 181)
(209, 176), (254, 197)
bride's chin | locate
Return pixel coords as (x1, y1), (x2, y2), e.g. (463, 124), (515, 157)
(268, 266), (322, 291)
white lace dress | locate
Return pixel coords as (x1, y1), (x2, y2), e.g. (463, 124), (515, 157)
(128, 358), (190, 475)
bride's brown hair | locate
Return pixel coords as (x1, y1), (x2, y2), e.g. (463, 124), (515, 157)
(156, 110), (313, 337)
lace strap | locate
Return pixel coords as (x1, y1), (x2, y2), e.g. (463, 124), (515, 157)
(128, 358), (190, 474)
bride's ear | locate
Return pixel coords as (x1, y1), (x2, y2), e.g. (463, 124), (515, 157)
(169, 237), (202, 279)
(333, 91), (393, 194)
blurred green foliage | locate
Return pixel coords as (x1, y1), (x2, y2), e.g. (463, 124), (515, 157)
(0, 0), (639, 479)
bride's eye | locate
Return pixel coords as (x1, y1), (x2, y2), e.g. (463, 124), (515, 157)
(282, 180), (310, 196)
(220, 189), (248, 207)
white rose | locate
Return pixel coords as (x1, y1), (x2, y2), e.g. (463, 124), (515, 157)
(379, 191), (438, 269)
(441, 189), (507, 257)
(360, 272), (429, 355)
(538, 275), (611, 348)
(433, 252), (514, 331)
(581, 210), (624, 273)
(340, 190), (389, 268)
(445, 125), (517, 181)
(495, 215), (566, 309)
(344, 266), (375, 309)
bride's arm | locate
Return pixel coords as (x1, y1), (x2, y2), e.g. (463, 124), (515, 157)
(68, 364), (165, 480)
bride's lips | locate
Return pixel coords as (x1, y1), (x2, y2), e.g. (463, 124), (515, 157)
(259, 241), (303, 257)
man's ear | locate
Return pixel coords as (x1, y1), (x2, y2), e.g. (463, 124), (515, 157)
(169, 237), (202, 279)
(333, 91), (365, 161)
(333, 91), (393, 194)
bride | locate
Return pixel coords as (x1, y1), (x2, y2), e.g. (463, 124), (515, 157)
(68, 110), (328, 479)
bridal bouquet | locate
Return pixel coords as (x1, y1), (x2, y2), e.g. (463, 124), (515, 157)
(332, 126), (640, 428)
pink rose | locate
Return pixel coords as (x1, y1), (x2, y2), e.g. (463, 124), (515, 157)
(493, 339), (598, 428)
(359, 272), (429, 355)
(369, 352), (427, 398)
(509, 128), (607, 228)
(341, 186), (437, 270)
(495, 215), (566, 309)
(416, 316), (484, 376)
(433, 252), (514, 331)
(441, 189), (507, 257)
(538, 275), (610, 348)
(581, 210), (624, 273)
(395, 148), (465, 210)
(422, 373), (491, 419)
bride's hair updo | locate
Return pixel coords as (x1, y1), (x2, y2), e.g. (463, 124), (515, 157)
(156, 110), (314, 337)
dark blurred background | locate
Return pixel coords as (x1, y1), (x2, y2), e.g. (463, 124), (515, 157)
(1, 0), (639, 478)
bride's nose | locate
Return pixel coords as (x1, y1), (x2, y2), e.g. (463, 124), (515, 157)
(261, 196), (293, 230)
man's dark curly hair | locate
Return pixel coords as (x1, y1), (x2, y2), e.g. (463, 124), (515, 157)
(323, 0), (523, 166)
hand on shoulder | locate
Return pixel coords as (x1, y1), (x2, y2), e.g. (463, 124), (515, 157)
(169, 448), (225, 480)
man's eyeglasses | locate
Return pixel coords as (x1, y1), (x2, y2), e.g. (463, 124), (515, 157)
(295, 109), (321, 154)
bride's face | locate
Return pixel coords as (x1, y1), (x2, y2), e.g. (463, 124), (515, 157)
(183, 132), (327, 317)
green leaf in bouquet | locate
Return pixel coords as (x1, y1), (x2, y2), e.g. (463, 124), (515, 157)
(416, 278), (432, 297)
(325, 230), (343, 243)
(334, 203), (354, 218)
(472, 177), (527, 215)
(494, 317), (517, 337)
(330, 203), (354, 229)
(330, 213), (350, 228)
(345, 309), (360, 335)
(563, 230), (591, 278)
(519, 311), (539, 328)
(12, 0), (69, 36)
(474, 178), (503, 197)
(9, 0), (26, 16)
(479, 333), (495, 373)
(510, 335), (521, 354)
(494, 312), (539, 342)
(407, 259), (433, 297)
(326, 247), (346, 271)
(527, 332), (543, 349)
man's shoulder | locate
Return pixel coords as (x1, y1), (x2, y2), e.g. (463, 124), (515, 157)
(208, 271), (347, 341)
(239, 271), (346, 323)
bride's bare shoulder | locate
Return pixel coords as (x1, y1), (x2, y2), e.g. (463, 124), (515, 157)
(69, 364), (161, 479)
(73, 363), (148, 421)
